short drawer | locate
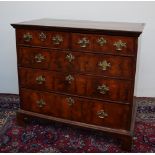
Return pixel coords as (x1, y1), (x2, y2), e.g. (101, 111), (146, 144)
(16, 29), (69, 49)
(20, 89), (131, 130)
(18, 47), (135, 79)
(19, 68), (132, 103)
(71, 33), (135, 55)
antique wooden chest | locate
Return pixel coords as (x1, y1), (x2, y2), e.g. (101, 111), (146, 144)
(11, 19), (144, 150)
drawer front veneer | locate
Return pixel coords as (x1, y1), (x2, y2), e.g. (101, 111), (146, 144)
(71, 33), (135, 55)
(19, 68), (132, 103)
(16, 29), (69, 49)
(20, 89), (130, 130)
(18, 47), (135, 79)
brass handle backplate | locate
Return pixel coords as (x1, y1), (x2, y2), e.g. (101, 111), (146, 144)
(35, 53), (45, 63)
(65, 75), (74, 84)
(97, 84), (109, 94)
(97, 37), (107, 46)
(97, 110), (108, 119)
(78, 37), (89, 48)
(98, 60), (111, 71)
(39, 32), (46, 41)
(23, 32), (32, 42)
(37, 99), (46, 108)
(52, 35), (63, 45)
(66, 53), (75, 63)
(36, 75), (45, 84)
(66, 97), (75, 106)
(113, 40), (126, 51)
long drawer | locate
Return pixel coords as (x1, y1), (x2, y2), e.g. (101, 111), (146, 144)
(17, 46), (135, 79)
(19, 68), (132, 103)
(20, 89), (131, 130)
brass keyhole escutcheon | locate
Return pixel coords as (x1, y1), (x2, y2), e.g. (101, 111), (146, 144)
(65, 74), (74, 84)
(52, 35), (63, 45)
(97, 110), (108, 119)
(39, 32), (46, 41)
(97, 84), (109, 95)
(98, 60), (111, 71)
(66, 53), (75, 63)
(78, 37), (89, 48)
(36, 75), (45, 84)
(66, 97), (75, 106)
(36, 99), (46, 108)
(97, 37), (107, 46)
(35, 53), (45, 63)
(113, 40), (126, 51)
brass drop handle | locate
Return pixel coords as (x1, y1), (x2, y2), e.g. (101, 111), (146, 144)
(36, 99), (46, 108)
(78, 37), (89, 48)
(39, 32), (46, 41)
(23, 32), (32, 42)
(97, 84), (109, 94)
(97, 110), (108, 119)
(97, 37), (107, 46)
(66, 97), (75, 106)
(36, 75), (45, 84)
(35, 53), (45, 63)
(98, 60), (111, 71)
(66, 53), (75, 63)
(52, 35), (63, 45)
(113, 40), (126, 51)
(65, 74), (74, 84)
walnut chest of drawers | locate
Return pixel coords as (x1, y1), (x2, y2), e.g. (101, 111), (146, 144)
(11, 18), (144, 151)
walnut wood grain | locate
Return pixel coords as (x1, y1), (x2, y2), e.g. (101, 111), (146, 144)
(17, 46), (135, 79)
(20, 88), (131, 130)
(11, 18), (143, 151)
(71, 33), (135, 55)
(19, 67), (132, 103)
(16, 29), (69, 49)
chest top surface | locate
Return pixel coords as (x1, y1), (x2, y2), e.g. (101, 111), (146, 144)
(11, 18), (145, 36)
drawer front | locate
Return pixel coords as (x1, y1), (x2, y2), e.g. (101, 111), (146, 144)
(16, 29), (69, 49)
(20, 89), (130, 130)
(18, 47), (134, 79)
(19, 68), (132, 103)
(71, 33), (135, 55)
(17, 46), (51, 69)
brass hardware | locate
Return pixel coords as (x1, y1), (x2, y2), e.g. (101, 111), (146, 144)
(36, 75), (45, 84)
(78, 37), (89, 48)
(113, 40), (126, 51)
(23, 32), (32, 42)
(36, 99), (46, 108)
(97, 84), (109, 94)
(97, 37), (107, 46)
(35, 53), (45, 63)
(39, 32), (46, 41)
(97, 110), (108, 119)
(98, 60), (111, 71)
(66, 97), (75, 106)
(52, 35), (63, 45)
(66, 53), (75, 63)
(65, 75), (74, 84)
